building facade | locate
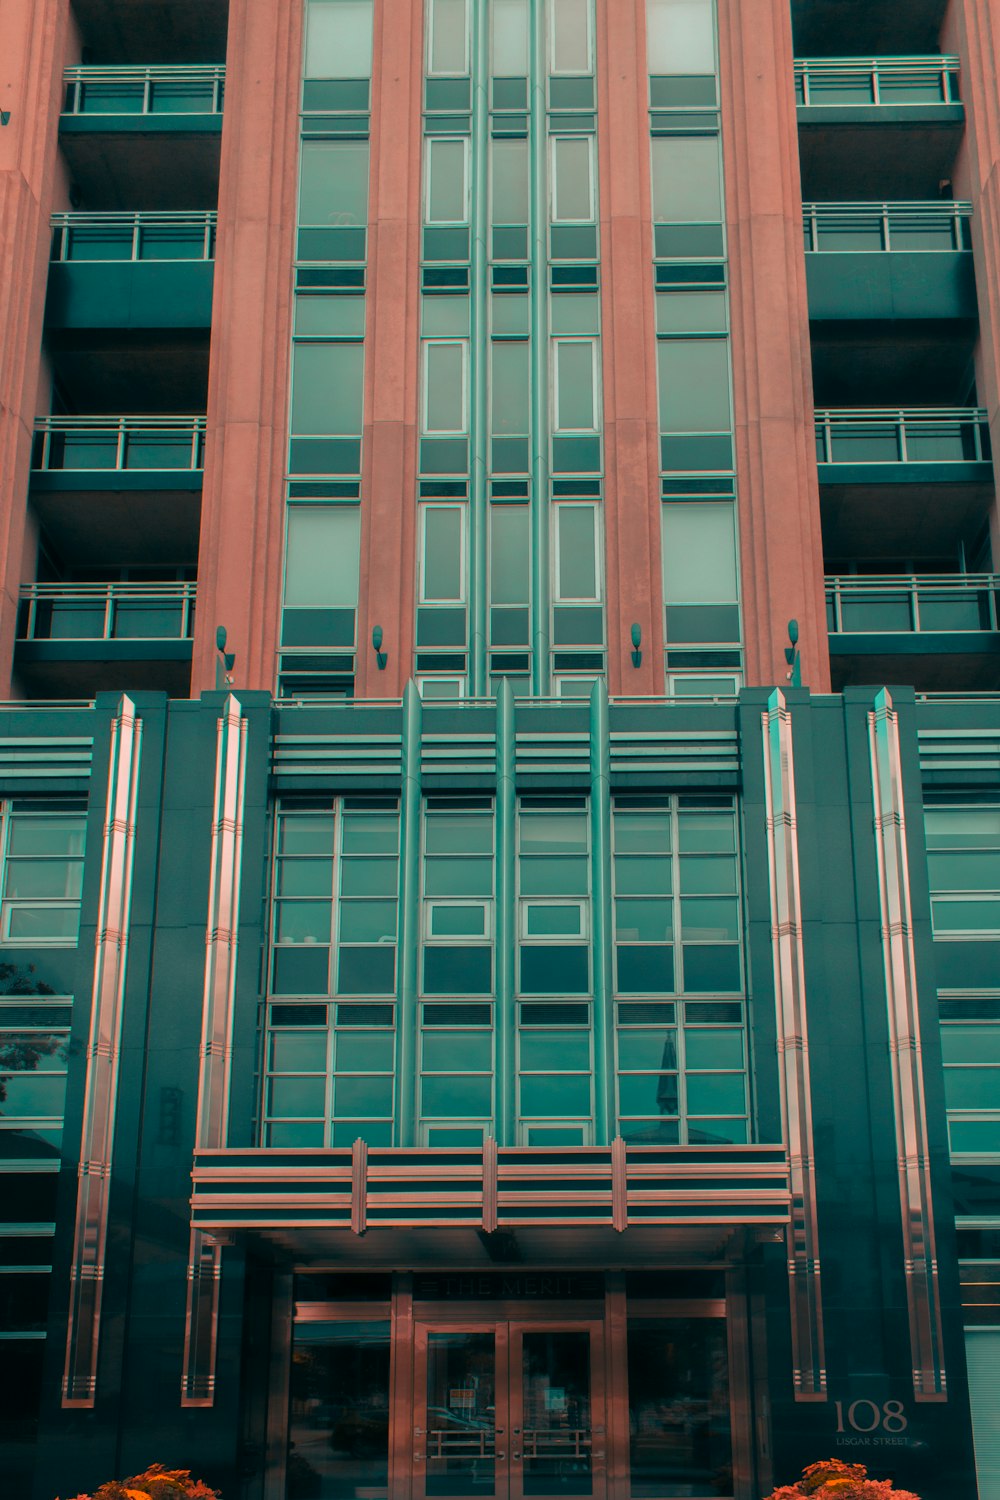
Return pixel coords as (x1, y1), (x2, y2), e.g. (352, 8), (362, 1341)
(0, 1), (998, 1498)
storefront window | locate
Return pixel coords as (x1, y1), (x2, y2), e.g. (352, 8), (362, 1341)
(627, 1318), (732, 1497)
(288, 1321), (392, 1499)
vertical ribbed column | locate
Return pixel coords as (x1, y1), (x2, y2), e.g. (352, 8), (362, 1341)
(945, 0), (1000, 557)
(529, 0), (551, 696)
(868, 688), (947, 1401)
(469, 0), (490, 697)
(495, 679), (517, 1144)
(762, 688), (826, 1400)
(589, 679), (613, 1144)
(191, 0), (302, 693)
(0, 0), (75, 693)
(595, 0), (664, 695)
(718, 0), (830, 691)
(63, 696), (143, 1407)
(182, 693), (248, 1407)
(396, 681), (423, 1144)
(354, 0), (424, 698)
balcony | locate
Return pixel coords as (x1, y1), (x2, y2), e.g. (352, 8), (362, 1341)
(796, 58), (964, 199)
(804, 201), (976, 320)
(826, 574), (1000, 690)
(816, 408), (995, 562)
(14, 582), (196, 698)
(70, 0), (229, 65)
(792, 0), (948, 57)
(29, 417), (204, 569)
(46, 212), (216, 330)
(60, 67), (224, 209)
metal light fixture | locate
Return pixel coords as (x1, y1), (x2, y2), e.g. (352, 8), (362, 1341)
(372, 625), (387, 670)
(215, 625), (236, 689)
(784, 618), (801, 687)
(630, 622), (642, 668)
(0, 111), (11, 127)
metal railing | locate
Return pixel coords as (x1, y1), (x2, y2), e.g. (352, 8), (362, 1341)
(17, 582), (197, 644)
(794, 56), (961, 106)
(826, 574), (1000, 636)
(814, 408), (991, 465)
(32, 416), (206, 472)
(62, 64), (225, 117)
(803, 200), (973, 252)
(50, 211), (217, 263)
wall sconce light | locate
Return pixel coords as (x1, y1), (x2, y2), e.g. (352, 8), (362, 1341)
(784, 618), (801, 688)
(630, 622), (642, 669)
(372, 625), (388, 670)
(0, 111), (11, 127)
(215, 624), (235, 689)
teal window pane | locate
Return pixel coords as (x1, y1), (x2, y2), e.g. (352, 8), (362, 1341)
(430, 904), (488, 936)
(425, 344), (467, 432)
(550, 295), (600, 336)
(492, 0), (529, 72)
(944, 1068), (1000, 1110)
(678, 813), (736, 853)
(657, 342), (731, 433)
(555, 342), (596, 430)
(551, 0), (591, 72)
(557, 505), (598, 599)
(950, 1119), (1000, 1153)
(656, 291), (727, 334)
(338, 901), (397, 943)
(421, 1074), (493, 1116)
(490, 507), (530, 605)
(684, 1028), (744, 1069)
(2, 862), (81, 899)
(422, 507), (464, 599)
(6, 816), (84, 857)
(273, 946), (329, 995)
(932, 898), (1000, 932)
(492, 138), (529, 223)
(519, 1030), (591, 1071)
(299, 141), (370, 226)
(616, 945), (674, 993)
(425, 859), (495, 897)
(615, 858), (671, 896)
(927, 850), (1000, 892)
(285, 506), (361, 608)
(613, 812), (671, 854)
(423, 296), (471, 337)
(941, 1026), (1000, 1064)
(337, 946), (396, 994)
(429, 0), (469, 72)
(425, 813), (493, 855)
(275, 901), (333, 944)
(0, 1072), (67, 1117)
(335, 1031), (395, 1071)
(685, 1074), (746, 1115)
(342, 814), (398, 855)
(270, 1121), (325, 1146)
(4, 907), (80, 942)
(519, 1072), (591, 1116)
(615, 899), (672, 940)
(519, 944), (589, 993)
(267, 1076), (326, 1117)
(520, 811), (588, 854)
(925, 808), (1000, 849)
(277, 859), (334, 897)
(339, 860), (398, 897)
(617, 1072), (677, 1117)
(617, 1029), (676, 1071)
(682, 945), (740, 992)
(553, 137), (593, 221)
(492, 342), (530, 435)
(295, 296), (366, 337)
(680, 897), (739, 940)
(291, 342), (364, 436)
(422, 946), (493, 994)
(422, 1031), (493, 1071)
(662, 505), (738, 605)
(525, 904), (582, 936)
(305, 0), (374, 78)
(646, 0), (716, 73)
(690, 1118), (747, 1144)
(334, 1076), (394, 1115)
(269, 1032), (325, 1071)
(427, 139), (468, 222)
(651, 136), (722, 223)
(331, 1120), (392, 1145)
(519, 857), (589, 896)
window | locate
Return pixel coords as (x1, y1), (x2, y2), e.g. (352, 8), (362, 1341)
(0, 804), (86, 946)
(0, 995), (72, 1156)
(290, 343), (365, 436)
(420, 506), (466, 603)
(553, 339), (598, 431)
(657, 340), (731, 436)
(552, 138), (595, 223)
(299, 141), (370, 228)
(518, 799), (591, 998)
(492, 0), (529, 75)
(661, 503), (740, 649)
(284, 508), (361, 611)
(427, 0), (470, 74)
(555, 504), (601, 601)
(491, 342), (530, 437)
(550, 0), (593, 73)
(423, 341), (468, 433)
(426, 139), (470, 224)
(304, 0), (375, 79)
(926, 805), (1000, 936)
(940, 997), (1000, 1155)
(491, 139), (530, 226)
(650, 137), (722, 224)
(646, 0), (715, 75)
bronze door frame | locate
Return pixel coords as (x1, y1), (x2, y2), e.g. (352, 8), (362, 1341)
(410, 1313), (608, 1500)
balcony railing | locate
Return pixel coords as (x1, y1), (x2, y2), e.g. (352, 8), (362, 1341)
(17, 583), (197, 644)
(794, 56), (961, 107)
(826, 575), (1000, 636)
(814, 408), (991, 466)
(62, 65), (225, 117)
(32, 416), (206, 473)
(50, 211), (217, 263)
(803, 201), (973, 252)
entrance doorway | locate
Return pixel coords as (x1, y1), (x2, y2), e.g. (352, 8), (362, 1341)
(414, 1320), (605, 1499)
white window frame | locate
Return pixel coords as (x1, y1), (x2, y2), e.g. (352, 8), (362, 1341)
(422, 339), (469, 435)
(548, 0), (594, 75)
(0, 803), (85, 948)
(426, 0), (471, 75)
(519, 899), (589, 941)
(424, 137), (471, 224)
(417, 675), (467, 700)
(553, 501), (603, 603)
(425, 899), (493, 941)
(418, 503), (468, 604)
(551, 338), (599, 434)
(550, 136), (595, 223)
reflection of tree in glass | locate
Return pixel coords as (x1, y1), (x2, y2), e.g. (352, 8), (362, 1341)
(0, 962), (57, 1108)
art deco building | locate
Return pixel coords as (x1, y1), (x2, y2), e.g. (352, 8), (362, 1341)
(0, 1), (998, 1498)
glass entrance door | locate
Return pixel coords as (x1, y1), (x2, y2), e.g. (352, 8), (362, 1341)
(413, 1320), (606, 1500)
